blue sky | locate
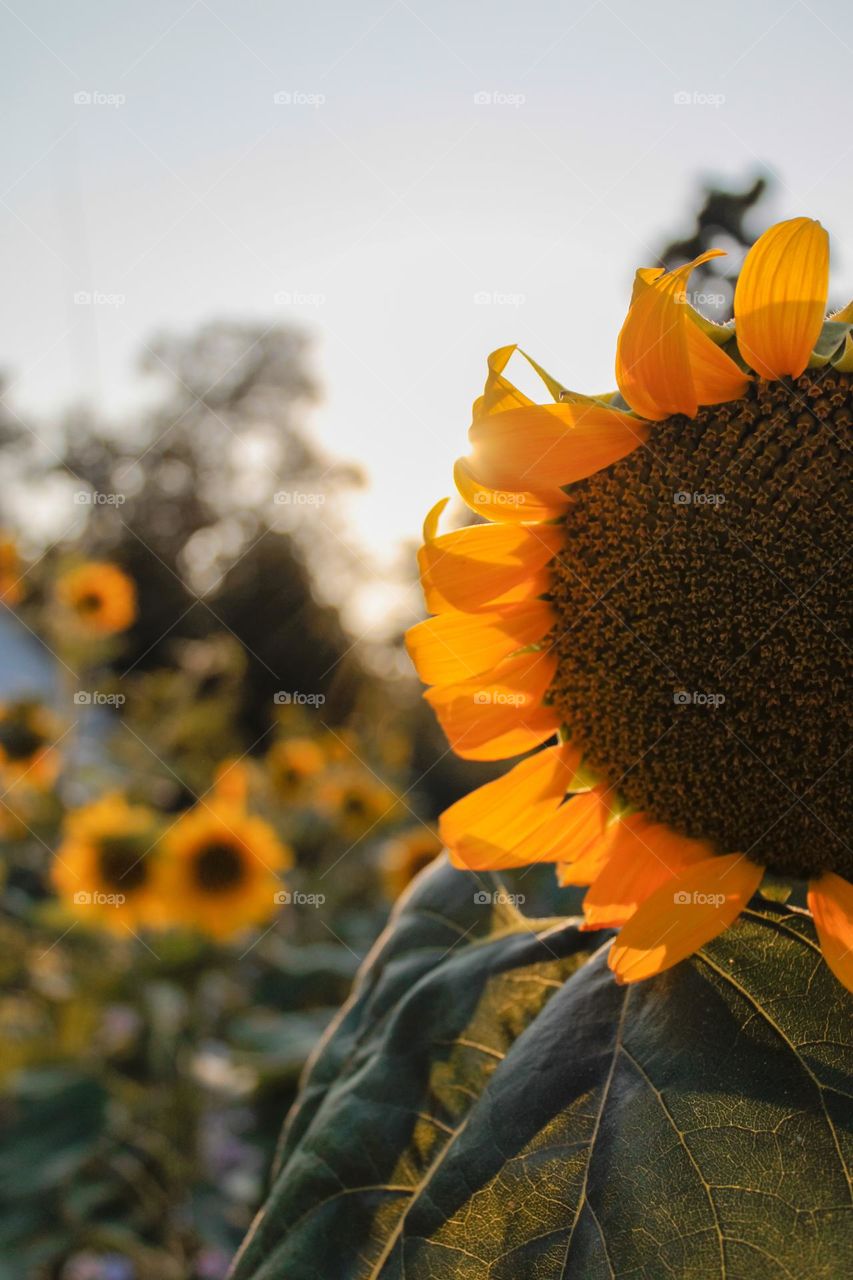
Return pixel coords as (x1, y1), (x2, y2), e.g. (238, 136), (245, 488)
(2, 0), (852, 576)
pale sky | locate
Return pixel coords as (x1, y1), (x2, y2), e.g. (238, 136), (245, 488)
(2, 0), (852, 598)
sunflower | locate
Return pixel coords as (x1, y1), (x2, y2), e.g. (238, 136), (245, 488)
(155, 800), (292, 941)
(0, 700), (61, 789)
(267, 737), (326, 802)
(407, 217), (852, 992)
(315, 770), (399, 839)
(52, 794), (162, 933)
(380, 826), (443, 900)
(0, 536), (23, 607)
(56, 561), (137, 635)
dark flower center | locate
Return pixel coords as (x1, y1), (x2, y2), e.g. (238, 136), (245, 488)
(193, 840), (246, 892)
(77, 592), (103, 614)
(98, 836), (150, 892)
(550, 367), (851, 879)
(0, 720), (45, 762)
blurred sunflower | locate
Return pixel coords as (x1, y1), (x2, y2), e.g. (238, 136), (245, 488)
(57, 561), (137, 635)
(0, 535), (23, 607)
(156, 800), (292, 941)
(380, 826), (443, 899)
(315, 770), (399, 839)
(267, 737), (325, 802)
(407, 217), (853, 991)
(0, 700), (61, 789)
(52, 794), (162, 933)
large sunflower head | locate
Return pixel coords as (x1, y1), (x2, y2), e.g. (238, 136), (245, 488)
(0, 699), (61, 788)
(155, 801), (293, 941)
(52, 794), (162, 933)
(56, 561), (137, 635)
(407, 217), (852, 992)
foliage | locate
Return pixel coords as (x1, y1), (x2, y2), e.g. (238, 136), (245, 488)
(231, 858), (853, 1280)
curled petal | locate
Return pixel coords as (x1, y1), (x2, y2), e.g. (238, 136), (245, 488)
(617, 249), (749, 420)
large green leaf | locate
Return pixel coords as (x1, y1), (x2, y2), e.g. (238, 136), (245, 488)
(230, 859), (853, 1279)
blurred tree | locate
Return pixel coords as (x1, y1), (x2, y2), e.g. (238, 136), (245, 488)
(657, 174), (769, 319)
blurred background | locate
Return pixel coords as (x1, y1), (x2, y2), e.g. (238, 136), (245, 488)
(0, 1), (851, 1277)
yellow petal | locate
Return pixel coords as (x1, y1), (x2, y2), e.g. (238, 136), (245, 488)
(442, 741), (582, 870)
(423, 497), (450, 543)
(423, 649), (558, 760)
(418, 521), (563, 614)
(472, 345), (535, 421)
(617, 250), (749, 420)
(453, 457), (569, 525)
(468, 401), (648, 490)
(808, 872), (853, 993)
(734, 217), (829, 379)
(552, 787), (620, 884)
(581, 816), (713, 930)
(608, 853), (764, 983)
(405, 599), (554, 687)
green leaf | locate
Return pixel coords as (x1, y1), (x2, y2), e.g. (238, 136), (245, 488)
(231, 859), (853, 1280)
